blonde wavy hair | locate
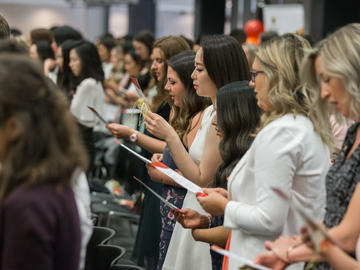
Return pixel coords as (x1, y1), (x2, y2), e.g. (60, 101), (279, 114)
(256, 33), (333, 149)
(302, 23), (360, 121)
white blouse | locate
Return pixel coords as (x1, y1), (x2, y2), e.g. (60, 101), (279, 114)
(163, 105), (215, 270)
(70, 78), (105, 128)
(224, 114), (330, 270)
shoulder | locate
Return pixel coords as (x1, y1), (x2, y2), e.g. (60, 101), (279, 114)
(190, 111), (204, 129)
(5, 184), (75, 218)
(203, 105), (214, 117)
(262, 114), (312, 135)
(78, 78), (102, 89)
(255, 114), (313, 148)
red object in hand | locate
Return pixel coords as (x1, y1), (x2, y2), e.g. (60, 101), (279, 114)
(196, 192), (208, 197)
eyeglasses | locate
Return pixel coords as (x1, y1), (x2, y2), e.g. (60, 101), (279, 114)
(250, 70), (265, 83)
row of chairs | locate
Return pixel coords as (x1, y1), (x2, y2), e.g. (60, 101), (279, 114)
(87, 190), (142, 270)
(85, 226), (144, 270)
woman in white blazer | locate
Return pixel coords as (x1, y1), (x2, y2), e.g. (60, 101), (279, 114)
(196, 33), (333, 270)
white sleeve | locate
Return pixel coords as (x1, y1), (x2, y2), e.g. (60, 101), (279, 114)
(73, 169), (93, 270)
(70, 79), (103, 127)
(224, 124), (303, 235)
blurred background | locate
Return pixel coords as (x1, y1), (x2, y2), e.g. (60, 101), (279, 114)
(1, 0), (359, 43)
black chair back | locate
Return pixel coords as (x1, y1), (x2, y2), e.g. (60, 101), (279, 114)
(95, 244), (126, 270)
(85, 226), (116, 270)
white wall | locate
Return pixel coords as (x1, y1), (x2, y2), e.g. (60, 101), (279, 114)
(155, 0), (194, 39)
(0, 1), (114, 41)
(0, 0), (196, 40)
(109, 5), (129, 37)
(0, 3), (86, 35)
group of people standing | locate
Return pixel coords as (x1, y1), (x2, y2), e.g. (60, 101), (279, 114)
(0, 11), (359, 270)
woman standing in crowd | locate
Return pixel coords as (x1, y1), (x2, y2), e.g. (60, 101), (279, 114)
(196, 33), (332, 270)
(96, 35), (116, 79)
(108, 35), (190, 269)
(146, 51), (211, 269)
(0, 54), (87, 270)
(133, 30), (154, 70)
(69, 40), (105, 171)
(176, 80), (262, 270)
(56, 39), (83, 100)
(254, 23), (360, 270)
(29, 40), (57, 82)
(145, 35), (250, 270)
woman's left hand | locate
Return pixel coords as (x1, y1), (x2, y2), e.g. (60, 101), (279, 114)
(265, 235), (302, 262)
(197, 188), (229, 216)
(144, 111), (177, 141)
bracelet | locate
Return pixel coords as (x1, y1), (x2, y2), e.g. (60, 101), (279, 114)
(286, 245), (294, 263)
(207, 215), (212, 228)
(319, 239), (331, 254)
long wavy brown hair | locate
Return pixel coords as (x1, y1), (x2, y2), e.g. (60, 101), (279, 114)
(151, 35), (190, 112)
(0, 55), (88, 206)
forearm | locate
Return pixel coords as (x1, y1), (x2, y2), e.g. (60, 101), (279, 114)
(324, 244), (359, 270)
(192, 226), (230, 248)
(166, 134), (205, 185)
(327, 183), (360, 252)
(150, 172), (181, 187)
(136, 132), (166, 153)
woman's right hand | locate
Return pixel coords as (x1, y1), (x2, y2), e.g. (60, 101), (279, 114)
(253, 252), (288, 270)
(151, 153), (163, 163)
(174, 208), (210, 229)
(145, 163), (164, 182)
(300, 226), (315, 250)
(106, 123), (132, 139)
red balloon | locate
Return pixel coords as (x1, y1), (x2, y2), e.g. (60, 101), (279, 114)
(244, 19), (264, 38)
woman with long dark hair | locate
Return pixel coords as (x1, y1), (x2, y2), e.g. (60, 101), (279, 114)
(176, 81), (261, 270)
(69, 40), (105, 171)
(145, 35), (250, 270)
(0, 54), (87, 270)
(146, 51), (211, 269)
(107, 36), (190, 269)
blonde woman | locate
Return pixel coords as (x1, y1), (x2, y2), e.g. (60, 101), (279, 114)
(254, 23), (360, 270)
(197, 34), (333, 270)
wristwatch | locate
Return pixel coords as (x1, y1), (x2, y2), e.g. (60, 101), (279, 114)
(129, 131), (138, 142)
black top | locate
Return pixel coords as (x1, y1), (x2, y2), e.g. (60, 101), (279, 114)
(313, 122), (360, 270)
(132, 101), (170, 269)
(0, 183), (81, 270)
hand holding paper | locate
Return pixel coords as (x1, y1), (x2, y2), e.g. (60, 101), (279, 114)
(175, 208), (210, 229)
(197, 188), (229, 216)
(112, 138), (207, 196)
(106, 123), (132, 139)
(144, 111), (178, 141)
